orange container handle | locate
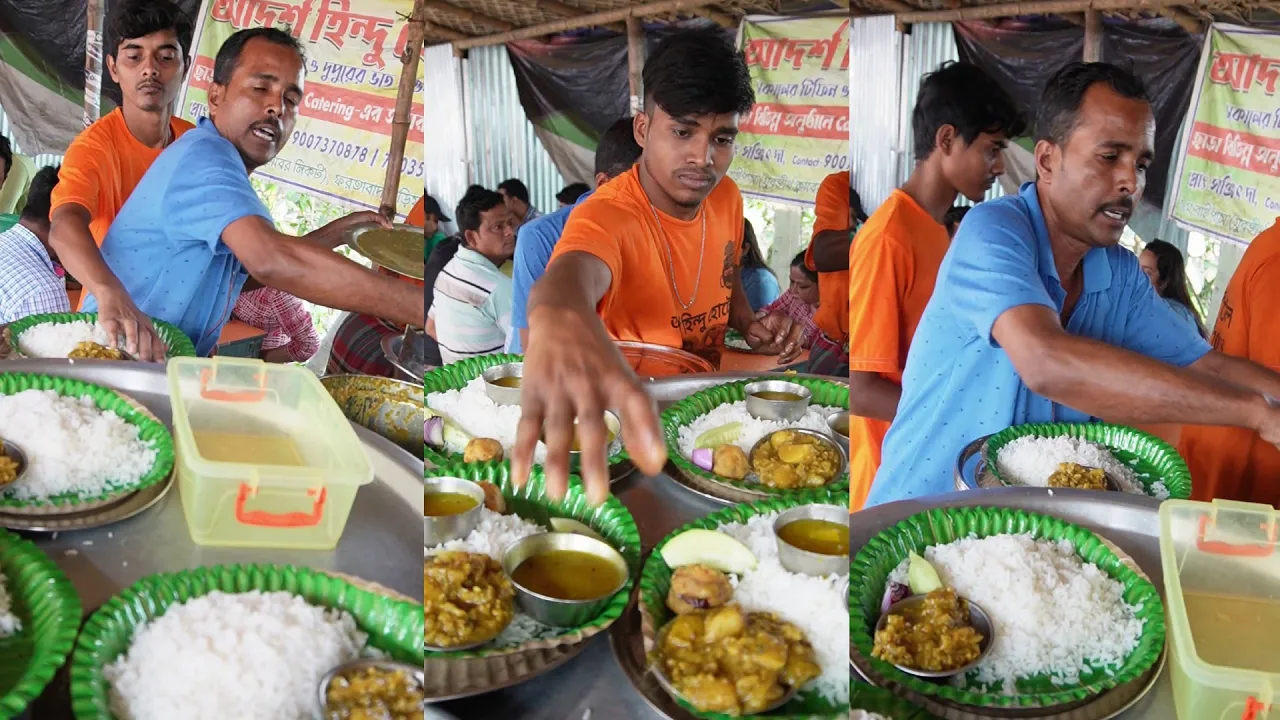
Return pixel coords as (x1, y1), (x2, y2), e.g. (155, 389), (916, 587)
(1243, 696), (1270, 720)
(235, 485), (327, 528)
(1196, 515), (1278, 558)
(200, 368), (268, 402)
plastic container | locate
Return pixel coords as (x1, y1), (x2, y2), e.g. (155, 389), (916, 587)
(1159, 499), (1279, 720)
(166, 357), (373, 549)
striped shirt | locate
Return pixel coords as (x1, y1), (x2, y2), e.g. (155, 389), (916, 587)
(430, 247), (512, 364)
(0, 224), (70, 325)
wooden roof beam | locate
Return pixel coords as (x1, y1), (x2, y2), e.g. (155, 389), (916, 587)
(693, 7), (740, 26)
(425, 19), (469, 41)
(424, 1), (514, 32)
(896, 0), (1217, 24)
(529, 0), (628, 34)
(452, 0), (729, 50)
(1158, 7), (1204, 33)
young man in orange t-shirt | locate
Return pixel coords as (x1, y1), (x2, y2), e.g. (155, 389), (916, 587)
(1179, 218), (1280, 507)
(804, 171), (859, 375)
(846, 62), (1024, 509)
(50, 0), (196, 323)
(514, 27), (806, 504)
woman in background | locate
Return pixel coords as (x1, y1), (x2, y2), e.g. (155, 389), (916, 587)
(1139, 239), (1206, 337)
(739, 220), (780, 312)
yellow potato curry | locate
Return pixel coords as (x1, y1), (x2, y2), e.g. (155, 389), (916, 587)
(324, 665), (423, 720)
(872, 588), (983, 672)
(750, 430), (840, 489)
(422, 551), (515, 648)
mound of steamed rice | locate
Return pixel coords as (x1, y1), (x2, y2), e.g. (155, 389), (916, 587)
(886, 533), (1145, 692)
(0, 389), (157, 501)
(16, 320), (123, 358)
(103, 590), (369, 720)
(994, 435), (1166, 498)
(0, 571), (20, 637)
(426, 377), (621, 463)
(677, 401), (842, 465)
(717, 513), (849, 706)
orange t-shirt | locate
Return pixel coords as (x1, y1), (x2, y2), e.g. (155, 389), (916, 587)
(846, 189), (951, 509)
(406, 195), (426, 227)
(549, 166), (744, 361)
(51, 109), (195, 310)
(1178, 218), (1280, 507)
(806, 171), (851, 345)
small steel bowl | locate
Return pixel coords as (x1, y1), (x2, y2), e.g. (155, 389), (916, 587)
(316, 658), (424, 715)
(423, 476), (486, 547)
(651, 620), (799, 714)
(0, 439), (28, 489)
(502, 531), (628, 628)
(874, 594), (995, 679)
(773, 504), (849, 577)
(748, 429), (848, 487)
(744, 380), (812, 422)
(540, 411), (622, 471)
(826, 410), (850, 455)
(481, 362), (523, 406)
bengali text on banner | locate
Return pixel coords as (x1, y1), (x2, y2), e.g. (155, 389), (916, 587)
(729, 15), (850, 207)
(1170, 23), (1280, 246)
(178, 0), (425, 219)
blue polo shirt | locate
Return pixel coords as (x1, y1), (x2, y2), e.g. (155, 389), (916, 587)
(866, 182), (1211, 506)
(506, 191), (591, 353)
(84, 117), (272, 356)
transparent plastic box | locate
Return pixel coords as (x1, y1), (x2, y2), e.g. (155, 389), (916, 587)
(166, 357), (373, 549)
(1159, 499), (1279, 720)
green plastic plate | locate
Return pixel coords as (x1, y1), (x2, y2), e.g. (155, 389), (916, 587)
(423, 354), (627, 469)
(423, 461), (641, 658)
(849, 685), (937, 719)
(6, 311), (197, 359)
(984, 422), (1191, 499)
(0, 373), (175, 509)
(0, 529), (82, 717)
(68, 563), (424, 719)
(849, 506), (1166, 709)
(660, 376), (850, 497)
(639, 488), (851, 719)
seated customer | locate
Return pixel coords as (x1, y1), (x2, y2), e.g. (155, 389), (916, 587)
(431, 189), (516, 363)
(0, 166), (70, 324)
(758, 252), (822, 348)
(740, 220), (780, 311)
(556, 182), (590, 208)
(232, 287), (318, 363)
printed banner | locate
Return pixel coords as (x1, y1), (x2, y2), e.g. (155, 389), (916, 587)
(178, 0), (424, 219)
(730, 15), (850, 207)
(1170, 24), (1280, 246)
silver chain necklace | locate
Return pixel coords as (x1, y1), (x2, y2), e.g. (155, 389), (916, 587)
(647, 202), (706, 310)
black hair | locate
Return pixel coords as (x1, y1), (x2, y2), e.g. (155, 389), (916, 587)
(497, 178), (530, 205)
(1144, 239), (1206, 337)
(791, 250), (817, 282)
(594, 118), (643, 179)
(555, 182), (590, 205)
(213, 27), (305, 86)
(107, 0), (194, 65)
(643, 25), (755, 118)
(740, 220), (775, 278)
(851, 187), (868, 224)
(1036, 62), (1149, 146)
(20, 165), (60, 223)
(912, 62), (1025, 160)
(943, 205), (970, 237)
(0, 135), (11, 177)
(456, 189), (506, 237)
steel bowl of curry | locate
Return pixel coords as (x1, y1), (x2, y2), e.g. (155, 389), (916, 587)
(481, 362), (524, 406)
(744, 380), (812, 422)
(423, 477), (486, 546)
(748, 428), (847, 490)
(873, 589), (994, 679)
(317, 658), (424, 719)
(773, 504), (849, 577)
(0, 438), (27, 488)
(539, 411), (623, 471)
(826, 410), (850, 455)
(501, 531), (628, 628)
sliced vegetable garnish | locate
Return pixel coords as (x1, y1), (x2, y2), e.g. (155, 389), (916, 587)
(661, 529), (757, 574)
(907, 551), (943, 595)
(690, 448), (714, 472)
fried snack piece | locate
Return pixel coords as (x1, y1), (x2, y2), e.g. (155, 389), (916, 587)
(666, 565), (734, 615)
(712, 445), (749, 480)
(475, 480), (507, 513)
(463, 437), (504, 464)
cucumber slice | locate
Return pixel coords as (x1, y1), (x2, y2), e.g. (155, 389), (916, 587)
(907, 551), (944, 595)
(661, 529), (757, 574)
(694, 422), (744, 450)
(425, 408), (473, 448)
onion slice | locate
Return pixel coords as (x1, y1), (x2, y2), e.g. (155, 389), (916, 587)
(425, 416), (444, 448)
(881, 581), (909, 614)
(690, 448), (714, 471)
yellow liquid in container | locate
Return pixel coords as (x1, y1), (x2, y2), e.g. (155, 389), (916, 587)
(777, 518), (850, 556)
(1183, 591), (1280, 673)
(511, 549), (623, 601)
(193, 431), (305, 466)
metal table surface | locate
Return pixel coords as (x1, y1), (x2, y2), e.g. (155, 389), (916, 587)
(1, 360), (425, 719)
(438, 372), (846, 720)
(849, 487), (1176, 720)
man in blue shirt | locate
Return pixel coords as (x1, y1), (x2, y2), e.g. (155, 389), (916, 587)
(868, 62), (1280, 505)
(506, 118), (642, 353)
(82, 27), (424, 357)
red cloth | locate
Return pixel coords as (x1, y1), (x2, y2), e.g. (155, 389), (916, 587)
(231, 288), (319, 362)
(326, 312), (401, 377)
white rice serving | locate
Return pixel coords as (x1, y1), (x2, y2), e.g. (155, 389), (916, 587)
(426, 377), (622, 463)
(0, 389), (157, 501)
(677, 401), (843, 461)
(886, 533), (1145, 692)
(994, 436), (1166, 498)
(0, 570), (20, 637)
(718, 513), (849, 706)
(103, 590), (369, 720)
(16, 320), (123, 358)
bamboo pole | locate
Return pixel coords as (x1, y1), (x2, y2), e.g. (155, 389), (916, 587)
(449, 0), (725, 50)
(626, 16), (645, 116)
(380, 0), (427, 218)
(82, 0), (104, 127)
(1083, 9), (1102, 60)
(896, 0), (1215, 23)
